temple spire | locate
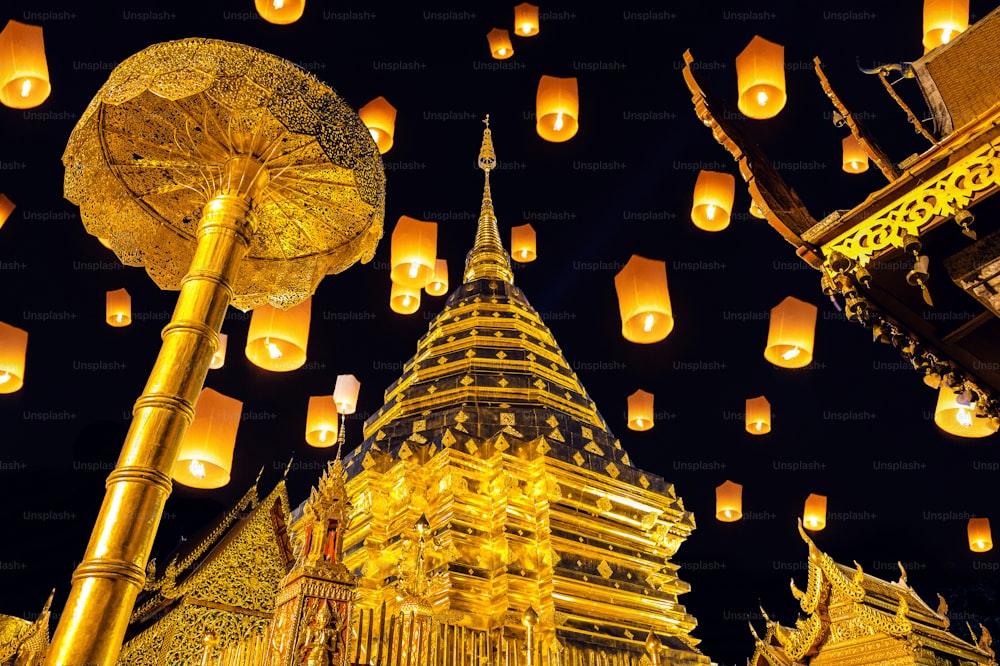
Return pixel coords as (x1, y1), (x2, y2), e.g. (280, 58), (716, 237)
(463, 116), (514, 284)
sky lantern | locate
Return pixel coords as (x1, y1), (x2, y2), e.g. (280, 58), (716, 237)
(390, 280), (421, 315)
(390, 216), (437, 289)
(968, 517), (993, 552)
(745, 396), (771, 435)
(736, 35), (786, 119)
(425, 259), (450, 296)
(842, 135), (869, 173)
(627, 389), (654, 431)
(764, 296), (817, 368)
(511, 224), (537, 263)
(172, 388), (242, 489)
(0, 194), (15, 229)
(803, 493), (827, 531)
(209, 332), (228, 370)
(934, 384), (999, 438)
(487, 28), (514, 59)
(923, 0), (969, 52)
(334, 374), (361, 416)
(0, 321), (27, 394)
(614, 255), (673, 344)
(0, 20), (50, 109)
(536, 76), (579, 142)
(691, 170), (736, 232)
(254, 0), (305, 24)
(105, 288), (132, 327)
(305, 395), (339, 448)
(245, 297), (311, 372)
(514, 2), (540, 36)
(716, 480), (743, 522)
(359, 96), (397, 154)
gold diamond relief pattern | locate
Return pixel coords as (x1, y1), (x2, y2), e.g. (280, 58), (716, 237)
(498, 377), (508, 388)
(441, 429), (457, 447)
(496, 351), (507, 359)
(572, 451), (585, 466)
(460, 375), (474, 386)
(413, 419), (426, 433)
(605, 462), (620, 479)
(465, 439), (479, 455)
(545, 415), (559, 428)
(549, 428), (565, 442)
(500, 412), (515, 425)
(535, 437), (551, 455)
(597, 560), (613, 579)
(639, 475), (650, 489)
(596, 497), (613, 513)
(584, 441), (604, 457)
(581, 426), (593, 440)
(533, 379), (546, 390)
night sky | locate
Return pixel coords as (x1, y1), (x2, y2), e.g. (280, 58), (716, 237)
(1, 2), (998, 665)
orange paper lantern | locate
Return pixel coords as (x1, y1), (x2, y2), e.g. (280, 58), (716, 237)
(487, 28), (514, 59)
(736, 35), (786, 120)
(359, 96), (397, 154)
(923, 0), (969, 52)
(334, 374), (361, 415)
(209, 332), (228, 370)
(614, 255), (673, 344)
(245, 297), (311, 372)
(511, 224), (537, 263)
(0, 321), (27, 394)
(627, 389), (654, 431)
(0, 20), (50, 109)
(173, 388), (242, 489)
(0, 194), (15, 229)
(968, 517), (993, 552)
(254, 0), (305, 24)
(842, 135), (869, 174)
(390, 280), (421, 315)
(514, 2), (540, 36)
(536, 76), (579, 142)
(764, 296), (817, 368)
(803, 493), (827, 531)
(105, 288), (132, 327)
(425, 259), (449, 297)
(390, 216), (437, 288)
(745, 396), (771, 435)
(691, 170), (736, 232)
(716, 480), (743, 522)
(305, 395), (339, 448)
(934, 384), (999, 438)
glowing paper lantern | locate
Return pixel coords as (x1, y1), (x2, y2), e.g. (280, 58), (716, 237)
(627, 389), (654, 431)
(749, 200), (767, 219)
(245, 297), (311, 372)
(425, 259), (449, 297)
(390, 280), (421, 315)
(842, 135), (869, 173)
(487, 28), (514, 59)
(716, 480), (742, 522)
(390, 216), (437, 288)
(334, 374), (361, 415)
(254, 0), (305, 24)
(736, 35), (786, 120)
(923, 0), (969, 52)
(210, 332), (228, 370)
(803, 493), (827, 531)
(0, 321), (27, 394)
(511, 224), (537, 263)
(536, 75), (579, 142)
(0, 194), (15, 229)
(691, 170), (736, 232)
(305, 395), (339, 448)
(968, 517), (993, 553)
(514, 2), (540, 36)
(614, 255), (673, 344)
(105, 288), (132, 327)
(764, 296), (817, 368)
(934, 385), (999, 438)
(173, 388), (242, 489)
(745, 396), (771, 435)
(359, 96), (397, 154)
(0, 20), (50, 109)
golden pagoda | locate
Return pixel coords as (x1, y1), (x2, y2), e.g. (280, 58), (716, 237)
(748, 524), (996, 666)
(108, 120), (711, 665)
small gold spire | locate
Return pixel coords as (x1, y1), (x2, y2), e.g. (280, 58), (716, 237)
(464, 116), (514, 284)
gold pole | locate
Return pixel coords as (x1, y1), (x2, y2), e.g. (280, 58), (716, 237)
(45, 158), (265, 666)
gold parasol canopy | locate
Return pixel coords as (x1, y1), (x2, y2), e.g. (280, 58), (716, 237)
(62, 37), (384, 310)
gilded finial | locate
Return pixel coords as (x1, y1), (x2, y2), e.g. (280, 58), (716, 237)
(478, 115), (496, 172)
(255, 465), (264, 487)
(464, 116), (513, 284)
(283, 456), (294, 478)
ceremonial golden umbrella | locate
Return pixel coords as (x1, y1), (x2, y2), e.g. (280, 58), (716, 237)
(47, 38), (384, 665)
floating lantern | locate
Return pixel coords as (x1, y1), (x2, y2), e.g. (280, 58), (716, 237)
(425, 259), (449, 297)
(842, 135), (869, 174)
(254, 0), (305, 24)
(736, 35), (786, 120)
(923, 0), (969, 52)
(934, 384), (999, 438)
(614, 255), (673, 344)
(0, 20), (51, 109)
(627, 389), (654, 431)
(968, 517), (993, 552)
(0, 321), (27, 394)
(390, 216), (437, 288)
(514, 2), (540, 36)
(305, 395), (339, 448)
(745, 396), (771, 435)
(536, 75), (579, 142)
(803, 493), (827, 531)
(334, 374), (361, 415)
(390, 280), (421, 315)
(716, 480), (743, 522)
(359, 96), (397, 154)
(245, 297), (311, 372)
(691, 170), (736, 232)
(106, 288), (132, 327)
(764, 296), (817, 368)
(0, 194), (15, 229)
(487, 28), (514, 59)
(173, 388), (242, 489)
(209, 332), (228, 370)
(511, 224), (537, 263)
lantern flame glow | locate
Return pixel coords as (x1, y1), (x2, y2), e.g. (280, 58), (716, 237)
(781, 346), (801, 361)
(189, 459), (206, 479)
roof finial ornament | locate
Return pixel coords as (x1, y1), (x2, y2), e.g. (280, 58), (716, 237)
(464, 116), (514, 284)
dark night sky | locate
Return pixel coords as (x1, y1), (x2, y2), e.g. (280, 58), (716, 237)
(1, 2), (999, 665)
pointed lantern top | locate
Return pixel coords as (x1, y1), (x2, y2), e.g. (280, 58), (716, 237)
(463, 116), (514, 284)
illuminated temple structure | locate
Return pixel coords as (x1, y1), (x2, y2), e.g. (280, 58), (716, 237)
(110, 124), (712, 666)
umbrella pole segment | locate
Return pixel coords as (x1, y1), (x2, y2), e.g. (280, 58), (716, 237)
(46, 162), (264, 666)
